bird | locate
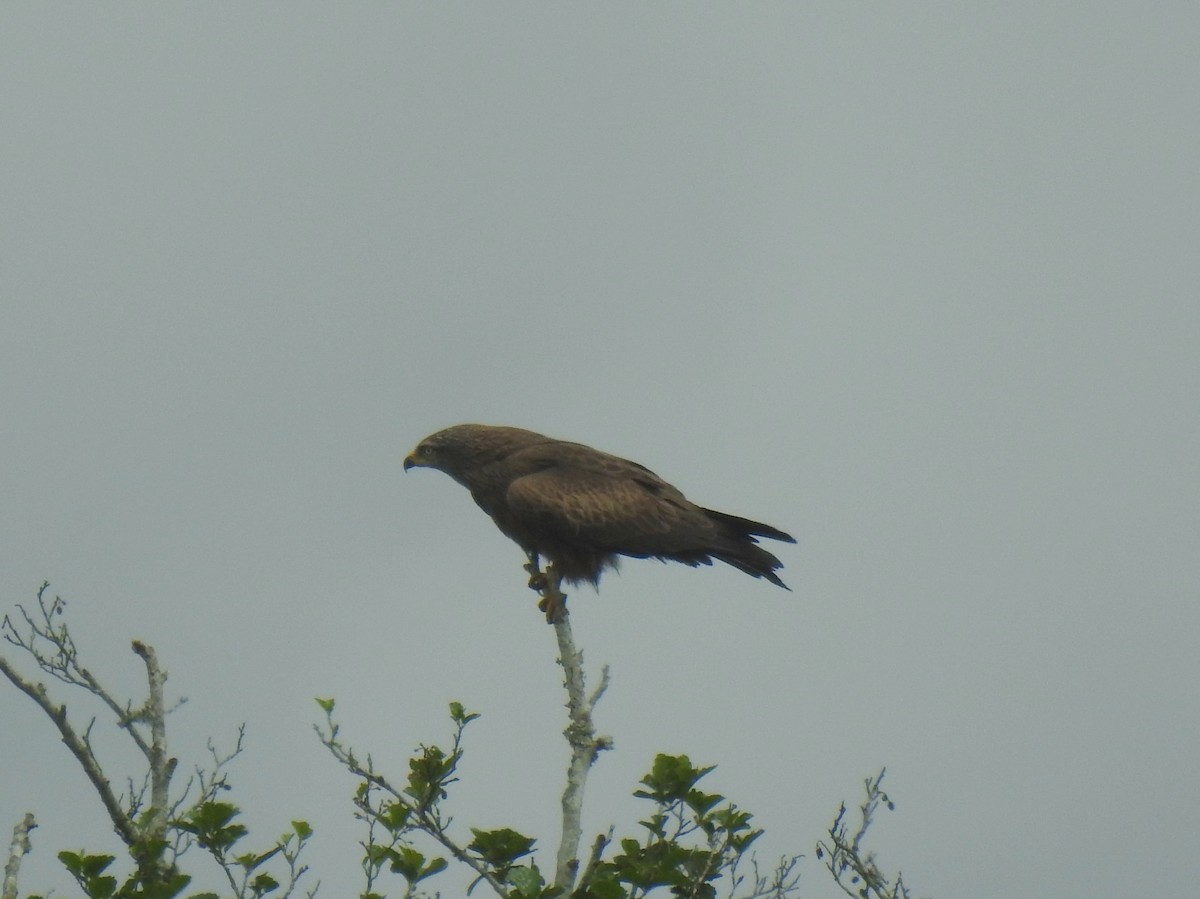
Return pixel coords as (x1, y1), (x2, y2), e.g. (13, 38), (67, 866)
(403, 424), (796, 621)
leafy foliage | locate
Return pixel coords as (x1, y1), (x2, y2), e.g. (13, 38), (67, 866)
(4, 585), (921, 899)
(319, 699), (803, 899)
(21, 799), (314, 899)
(574, 754), (783, 899)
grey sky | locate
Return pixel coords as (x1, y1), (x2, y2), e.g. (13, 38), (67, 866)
(2, 5), (1197, 898)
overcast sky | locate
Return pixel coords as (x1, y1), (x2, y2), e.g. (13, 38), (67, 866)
(2, 5), (1197, 898)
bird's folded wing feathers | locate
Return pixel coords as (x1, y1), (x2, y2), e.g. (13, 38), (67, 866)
(505, 467), (709, 549)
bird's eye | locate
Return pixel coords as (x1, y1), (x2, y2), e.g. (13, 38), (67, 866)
(419, 444), (434, 457)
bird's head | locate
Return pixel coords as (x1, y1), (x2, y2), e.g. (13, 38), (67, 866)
(404, 424), (547, 480)
(403, 433), (449, 473)
(403, 424), (493, 477)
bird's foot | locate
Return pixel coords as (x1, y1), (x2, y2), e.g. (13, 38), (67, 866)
(524, 562), (548, 593)
(523, 553), (545, 589)
(525, 555), (568, 623)
(537, 590), (568, 624)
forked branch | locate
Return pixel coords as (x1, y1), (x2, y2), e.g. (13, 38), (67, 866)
(0, 586), (176, 855)
(0, 652), (140, 846)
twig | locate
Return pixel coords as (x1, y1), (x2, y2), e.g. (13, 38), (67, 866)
(316, 717), (509, 897)
(2, 814), (36, 899)
(1, 586), (173, 766)
(574, 827), (612, 894)
(817, 769), (910, 899)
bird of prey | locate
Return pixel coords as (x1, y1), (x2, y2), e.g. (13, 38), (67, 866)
(404, 424), (796, 620)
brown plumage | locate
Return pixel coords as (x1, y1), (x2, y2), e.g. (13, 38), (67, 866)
(403, 425), (796, 598)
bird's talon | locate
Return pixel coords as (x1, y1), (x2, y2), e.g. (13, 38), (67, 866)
(538, 593), (567, 624)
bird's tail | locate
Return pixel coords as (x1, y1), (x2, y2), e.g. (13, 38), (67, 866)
(702, 508), (796, 589)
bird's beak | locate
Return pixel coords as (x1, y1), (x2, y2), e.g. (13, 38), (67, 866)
(403, 452), (420, 471)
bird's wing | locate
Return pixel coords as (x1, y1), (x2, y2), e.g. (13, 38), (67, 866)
(505, 464), (714, 553)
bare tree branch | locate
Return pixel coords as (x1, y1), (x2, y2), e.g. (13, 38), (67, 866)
(0, 652), (140, 846)
(525, 554), (613, 893)
(131, 639), (175, 842)
(2, 814), (36, 899)
(575, 827), (613, 893)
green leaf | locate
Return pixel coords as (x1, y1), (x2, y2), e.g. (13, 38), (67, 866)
(468, 827), (536, 868)
(184, 800), (239, 830)
(178, 801), (248, 853)
(449, 701), (481, 725)
(731, 828), (763, 852)
(405, 745), (456, 807)
(131, 837), (170, 867)
(638, 813), (667, 837)
(363, 844), (391, 871)
(685, 789), (723, 817)
(252, 845), (284, 870)
(291, 819), (313, 840)
(249, 872), (279, 896)
(58, 851), (114, 879)
(88, 875), (117, 898)
(387, 846), (428, 881)
(609, 841), (712, 891)
(418, 856), (448, 882)
(384, 847), (447, 884)
(506, 864), (544, 897)
(315, 697), (335, 713)
(634, 755), (717, 805)
(576, 878), (627, 899)
(160, 871), (194, 897)
(56, 851), (125, 899)
(379, 799), (412, 831)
